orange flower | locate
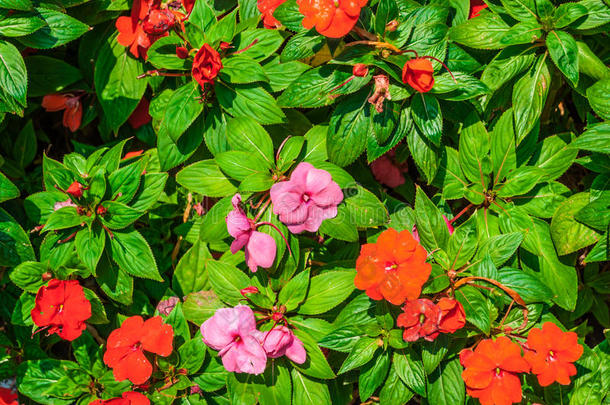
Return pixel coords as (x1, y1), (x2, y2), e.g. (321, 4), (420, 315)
(437, 297), (466, 334)
(523, 322), (583, 387)
(297, 0), (368, 38)
(354, 228), (431, 305)
(42, 94), (83, 132)
(402, 58), (434, 93)
(258, 0), (287, 28)
(460, 337), (530, 405)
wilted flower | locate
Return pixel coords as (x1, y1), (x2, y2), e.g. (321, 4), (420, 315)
(270, 162), (343, 234)
(352, 63), (369, 77)
(156, 296), (179, 316)
(397, 299), (440, 342)
(53, 198), (77, 211)
(368, 74), (391, 113)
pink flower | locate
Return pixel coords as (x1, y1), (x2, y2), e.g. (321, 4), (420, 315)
(53, 198), (77, 211)
(370, 149), (407, 188)
(226, 194), (277, 272)
(412, 215), (454, 243)
(200, 305), (267, 375)
(254, 326), (306, 364)
(270, 162), (343, 233)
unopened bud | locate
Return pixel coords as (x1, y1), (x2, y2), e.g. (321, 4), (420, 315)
(352, 63), (369, 77)
(385, 20), (399, 31)
(240, 286), (259, 296)
(176, 46), (189, 59)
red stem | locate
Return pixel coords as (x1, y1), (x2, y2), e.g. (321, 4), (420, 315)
(421, 55), (457, 83)
(255, 221), (292, 257)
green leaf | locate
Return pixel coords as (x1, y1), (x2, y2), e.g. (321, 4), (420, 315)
(490, 109), (517, 185)
(216, 82), (285, 125)
(449, 13), (511, 49)
(553, 3), (588, 28)
(179, 335), (207, 374)
(338, 337), (379, 374)
(446, 215), (478, 269)
(500, 0), (538, 21)
(394, 349), (427, 397)
(220, 55), (268, 84)
(497, 166), (543, 198)
(75, 224), (105, 273)
(0, 39), (27, 107)
(18, 8), (88, 49)
(110, 229), (161, 281)
(421, 334), (449, 374)
(297, 269), (356, 315)
(512, 54), (551, 143)
(546, 30), (579, 86)
(318, 205), (358, 242)
(587, 79), (610, 120)
(159, 81), (204, 142)
(380, 363), (415, 405)
(291, 368), (332, 405)
(455, 285), (491, 334)
(225, 116), (274, 167)
(83, 288), (109, 324)
(415, 187), (451, 252)
(343, 185), (389, 227)
(215, 151), (269, 181)
(459, 113), (491, 186)
(408, 124), (440, 183)
(263, 59), (311, 92)
(411, 93), (442, 146)
(42, 206), (84, 232)
(481, 45), (537, 93)
(293, 329), (336, 379)
(10, 261), (46, 292)
(0, 171), (19, 202)
(278, 269), (310, 311)
(570, 122), (610, 154)
(494, 268), (554, 303)
(0, 0), (32, 11)
(550, 192), (601, 255)
(427, 358), (465, 405)
(183, 290), (223, 325)
(430, 72), (489, 100)
(318, 326), (362, 353)
(130, 173), (168, 212)
(232, 29), (284, 61)
(100, 201), (143, 230)
(476, 232), (524, 267)
(147, 36), (190, 70)
(327, 90), (370, 167)
(569, 0), (610, 30)
(207, 260), (250, 305)
(281, 30), (324, 62)
(206, 8), (236, 44)
(17, 359), (89, 405)
(176, 160), (237, 197)
(107, 159), (144, 204)
(25, 56), (81, 97)
(359, 349), (390, 401)
(173, 241), (212, 296)
(273, 0), (304, 31)
(94, 33), (147, 132)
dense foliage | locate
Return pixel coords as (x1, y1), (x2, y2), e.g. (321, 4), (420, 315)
(0, 0), (609, 404)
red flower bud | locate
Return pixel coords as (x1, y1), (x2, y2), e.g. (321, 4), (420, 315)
(402, 58), (435, 93)
(123, 150), (144, 160)
(142, 9), (176, 35)
(66, 181), (85, 198)
(176, 46), (189, 59)
(240, 286), (259, 296)
(191, 44), (223, 89)
(96, 205), (107, 216)
(219, 41), (232, 50)
(352, 63), (369, 77)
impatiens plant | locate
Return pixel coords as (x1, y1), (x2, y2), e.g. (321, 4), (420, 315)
(0, 0), (609, 403)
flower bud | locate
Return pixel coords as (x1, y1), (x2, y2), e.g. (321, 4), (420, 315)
(352, 63), (369, 77)
(176, 46), (189, 59)
(240, 286), (259, 296)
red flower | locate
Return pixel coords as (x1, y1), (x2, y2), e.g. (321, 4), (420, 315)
(469, 0), (488, 19)
(128, 97), (151, 129)
(460, 337), (530, 405)
(258, 0), (287, 28)
(370, 149), (407, 188)
(354, 228), (431, 305)
(103, 316), (174, 384)
(192, 44), (223, 89)
(397, 299), (440, 342)
(523, 322), (583, 387)
(352, 63), (369, 77)
(123, 150), (144, 160)
(142, 9), (175, 35)
(176, 46), (189, 59)
(0, 387), (18, 405)
(402, 58), (435, 93)
(42, 94), (82, 132)
(31, 279), (91, 341)
(240, 286), (260, 296)
(66, 181), (85, 198)
(297, 0), (368, 38)
(89, 391), (149, 405)
(437, 297), (466, 334)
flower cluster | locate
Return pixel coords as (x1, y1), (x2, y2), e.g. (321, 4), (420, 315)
(460, 323), (583, 405)
(201, 305), (305, 374)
